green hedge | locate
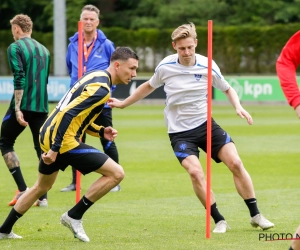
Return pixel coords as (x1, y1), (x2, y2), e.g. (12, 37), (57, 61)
(0, 24), (299, 75)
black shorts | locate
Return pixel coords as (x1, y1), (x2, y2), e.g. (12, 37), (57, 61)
(169, 119), (233, 163)
(39, 143), (109, 175)
(0, 108), (48, 157)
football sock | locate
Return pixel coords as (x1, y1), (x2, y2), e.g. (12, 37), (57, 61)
(210, 202), (225, 224)
(244, 198), (260, 217)
(38, 193), (47, 200)
(9, 167), (27, 191)
(0, 208), (23, 234)
(68, 196), (94, 220)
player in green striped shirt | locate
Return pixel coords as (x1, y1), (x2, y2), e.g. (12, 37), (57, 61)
(0, 14), (50, 207)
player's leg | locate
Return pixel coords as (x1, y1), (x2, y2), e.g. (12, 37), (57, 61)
(85, 157), (124, 200)
(181, 155), (228, 233)
(169, 126), (228, 233)
(95, 110), (121, 192)
(181, 155), (215, 206)
(59, 143), (124, 242)
(27, 112), (48, 206)
(0, 171), (58, 239)
(290, 225), (300, 250)
(0, 109), (28, 206)
(215, 125), (274, 230)
(15, 171), (58, 213)
(218, 142), (255, 199)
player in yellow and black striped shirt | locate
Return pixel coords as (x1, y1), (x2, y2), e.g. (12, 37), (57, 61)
(40, 70), (111, 154)
(0, 47), (139, 242)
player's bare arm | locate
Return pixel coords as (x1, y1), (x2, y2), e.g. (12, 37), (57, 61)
(108, 81), (155, 108)
(224, 87), (253, 125)
(14, 89), (28, 127)
(14, 89), (23, 112)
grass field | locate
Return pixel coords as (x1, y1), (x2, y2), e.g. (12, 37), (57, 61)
(0, 102), (298, 250)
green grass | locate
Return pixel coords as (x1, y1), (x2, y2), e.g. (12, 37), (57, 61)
(0, 103), (298, 249)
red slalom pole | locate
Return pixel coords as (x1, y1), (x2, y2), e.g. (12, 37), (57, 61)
(206, 20), (213, 239)
(76, 21), (83, 203)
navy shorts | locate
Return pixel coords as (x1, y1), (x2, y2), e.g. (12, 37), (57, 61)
(168, 119), (233, 163)
(39, 143), (109, 175)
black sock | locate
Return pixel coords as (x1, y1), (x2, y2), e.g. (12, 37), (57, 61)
(68, 196), (94, 220)
(210, 203), (225, 224)
(9, 167), (27, 191)
(38, 193), (47, 200)
(0, 208), (23, 234)
(244, 198), (260, 217)
(289, 246), (293, 250)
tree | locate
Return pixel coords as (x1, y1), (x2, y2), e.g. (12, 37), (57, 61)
(0, 0), (52, 31)
(1, 0), (300, 32)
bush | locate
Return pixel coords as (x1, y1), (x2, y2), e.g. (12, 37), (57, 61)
(1, 24), (299, 75)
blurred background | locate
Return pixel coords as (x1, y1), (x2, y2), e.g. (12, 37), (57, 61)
(0, 0), (299, 101)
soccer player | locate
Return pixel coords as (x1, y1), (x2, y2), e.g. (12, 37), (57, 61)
(61, 4), (120, 193)
(276, 31), (300, 250)
(108, 23), (274, 233)
(276, 30), (300, 118)
(0, 47), (139, 241)
(0, 14), (50, 207)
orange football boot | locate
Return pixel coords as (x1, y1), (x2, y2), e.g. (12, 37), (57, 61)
(8, 188), (28, 206)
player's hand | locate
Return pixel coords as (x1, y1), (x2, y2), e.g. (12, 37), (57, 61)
(295, 105), (300, 118)
(42, 150), (58, 165)
(104, 126), (118, 141)
(15, 111), (28, 127)
(236, 108), (253, 125)
(107, 98), (125, 109)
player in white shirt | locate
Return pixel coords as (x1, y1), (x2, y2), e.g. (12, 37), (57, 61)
(108, 23), (274, 233)
(150, 53), (230, 133)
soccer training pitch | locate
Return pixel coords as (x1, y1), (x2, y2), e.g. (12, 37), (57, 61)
(0, 103), (298, 250)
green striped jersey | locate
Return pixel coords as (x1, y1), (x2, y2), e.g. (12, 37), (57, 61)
(7, 37), (50, 113)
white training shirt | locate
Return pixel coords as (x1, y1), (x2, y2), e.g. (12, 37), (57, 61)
(149, 53), (230, 133)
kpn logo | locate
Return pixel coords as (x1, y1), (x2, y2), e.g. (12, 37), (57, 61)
(228, 78), (272, 99)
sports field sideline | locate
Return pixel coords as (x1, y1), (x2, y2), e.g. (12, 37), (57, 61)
(0, 102), (298, 250)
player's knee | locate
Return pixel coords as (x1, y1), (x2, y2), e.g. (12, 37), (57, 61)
(188, 167), (205, 182)
(227, 157), (243, 172)
(112, 164), (125, 183)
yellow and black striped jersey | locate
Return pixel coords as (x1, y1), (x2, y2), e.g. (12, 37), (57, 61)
(39, 70), (111, 154)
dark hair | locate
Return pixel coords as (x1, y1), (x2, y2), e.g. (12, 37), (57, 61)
(110, 47), (139, 62)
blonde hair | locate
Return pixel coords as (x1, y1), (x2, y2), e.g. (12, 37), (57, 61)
(171, 23), (197, 43)
(10, 14), (33, 33)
